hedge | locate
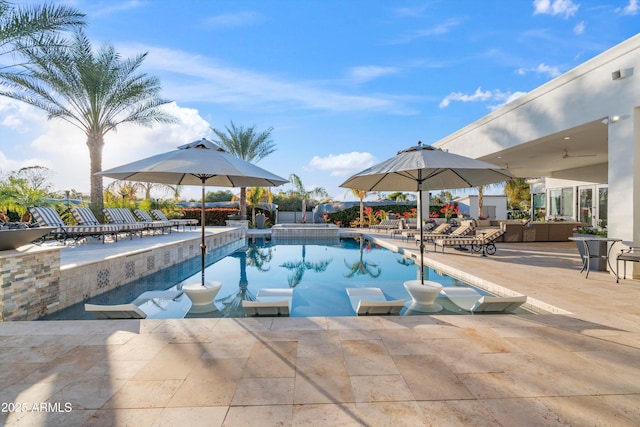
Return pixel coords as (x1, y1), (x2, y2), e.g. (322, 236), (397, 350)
(181, 208), (240, 226)
(324, 204), (453, 227)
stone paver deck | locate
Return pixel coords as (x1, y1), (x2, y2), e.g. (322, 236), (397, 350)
(1, 229), (639, 426)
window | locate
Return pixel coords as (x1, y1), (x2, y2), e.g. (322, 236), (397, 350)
(548, 187), (574, 218)
(533, 193), (546, 221)
(598, 187), (608, 229)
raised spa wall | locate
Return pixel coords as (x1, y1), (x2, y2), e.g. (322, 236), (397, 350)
(0, 228), (245, 321)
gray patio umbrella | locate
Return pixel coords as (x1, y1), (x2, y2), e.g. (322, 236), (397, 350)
(98, 138), (288, 286)
(340, 142), (513, 283)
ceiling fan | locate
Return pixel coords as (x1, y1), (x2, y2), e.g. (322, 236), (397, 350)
(562, 149), (596, 159)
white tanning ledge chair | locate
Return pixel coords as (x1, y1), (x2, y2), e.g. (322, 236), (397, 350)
(441, 287), (527, 313)
(242, 288), (293, 316)
(346, 287), (405, 315)
(85, 290), (186, 319)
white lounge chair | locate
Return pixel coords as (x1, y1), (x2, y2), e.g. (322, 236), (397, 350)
(242, 288), (293, 316)
(441, 287), (526, 313)
(84, 303), (147, 319)
(346, 287), (405, 315)
(85, 290), (189, 319)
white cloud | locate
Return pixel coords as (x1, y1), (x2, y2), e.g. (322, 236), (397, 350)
(0, 101), (211, 194)
(308, 152), (376, 177)
(573, 21), (585, 35)
(201, 11), (263, 28)
(0, 98), (48, 132)
(121, 45), (415, 115)
(439, 87), (492, 108)
(516, 63), (561, 78)
(348, 66), (400, 83)
(439, 87), (529, 109)
(533, 0), (579, 18)
(617, 0), (639, 15)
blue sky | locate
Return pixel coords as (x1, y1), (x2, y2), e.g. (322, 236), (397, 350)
(1, 0), (639, 201)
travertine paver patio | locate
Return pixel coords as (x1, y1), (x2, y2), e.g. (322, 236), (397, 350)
(0, 230), (639, 426)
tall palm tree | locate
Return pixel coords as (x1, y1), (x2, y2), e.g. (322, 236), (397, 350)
(349, 188), (367, 228)
(289, 173), (329, 223)
(211, 122), (276, 219)
(0, 31), (177, 213)
(0, 0), (85, 63)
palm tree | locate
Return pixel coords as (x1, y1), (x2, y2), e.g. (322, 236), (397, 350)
(504, 178), (531, 211)
(0, 30), (177, 214)
(246, 186), (271, 226)
(211, 122), (276, 219)
(349, 188), (367, 228)
(0, 0), (84, 63)
(289, 174), (329, 223)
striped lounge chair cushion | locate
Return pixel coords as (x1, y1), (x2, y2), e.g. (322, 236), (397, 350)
(72, 207), (101, 225)
(30, 207), (66, 227)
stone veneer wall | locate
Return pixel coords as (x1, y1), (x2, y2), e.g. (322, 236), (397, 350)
(1, 228), (245, 321)
(0, 246), (61, 321)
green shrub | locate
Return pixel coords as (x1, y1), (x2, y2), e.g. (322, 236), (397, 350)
(181, 208), (240, 226)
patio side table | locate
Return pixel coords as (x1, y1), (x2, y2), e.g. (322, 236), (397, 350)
(568, 236), (622, 279)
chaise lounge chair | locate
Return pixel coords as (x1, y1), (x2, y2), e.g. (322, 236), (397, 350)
(402, 221), (446, 241)
(150, 209), (197, 231)
(242, 288), (293, 316)
(416, 221), (473, 246)
(30, 206), (119, 244)
(433, 227), (505, 254)
(441, 287), (527, 313)
(133, 209), (174, 234)
(72, 207), (140, 241)
(102, 208), (147, 237)
(346, 287), (405, 315)
(370, 219), (401, 233)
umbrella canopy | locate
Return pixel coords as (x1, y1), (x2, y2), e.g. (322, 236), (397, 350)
(98, 138), (287, 187)
(340, 142), (513, 283)
(340, 142), (513, 192)
(99, 138), (288, 287)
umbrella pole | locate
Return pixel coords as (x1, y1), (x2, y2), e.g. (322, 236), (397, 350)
(200, 180), (206, 287)
(418, 175), (425, 284)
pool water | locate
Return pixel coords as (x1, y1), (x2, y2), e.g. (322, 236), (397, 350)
(42, 237), (496, 320)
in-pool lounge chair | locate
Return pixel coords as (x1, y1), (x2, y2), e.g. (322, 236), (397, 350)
(85, 290), (187, 319)
(346, 287), (405, 315)
(242, 288), (293, 316)
(30, 206), (119, 244)
(85, 303), (147, 319)
(441, 287), (527, 313)
(150, 209), (197, 231)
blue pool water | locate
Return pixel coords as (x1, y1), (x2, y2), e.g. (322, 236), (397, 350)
(43, 237), (495, 320)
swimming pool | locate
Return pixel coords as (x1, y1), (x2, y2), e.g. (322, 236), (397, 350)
(42, 237), (506, 320)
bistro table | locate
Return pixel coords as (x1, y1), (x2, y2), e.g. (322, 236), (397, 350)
(568, 236), (622, 279)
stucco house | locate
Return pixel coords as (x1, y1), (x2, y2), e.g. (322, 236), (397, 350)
(432, 34), (640, 278)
